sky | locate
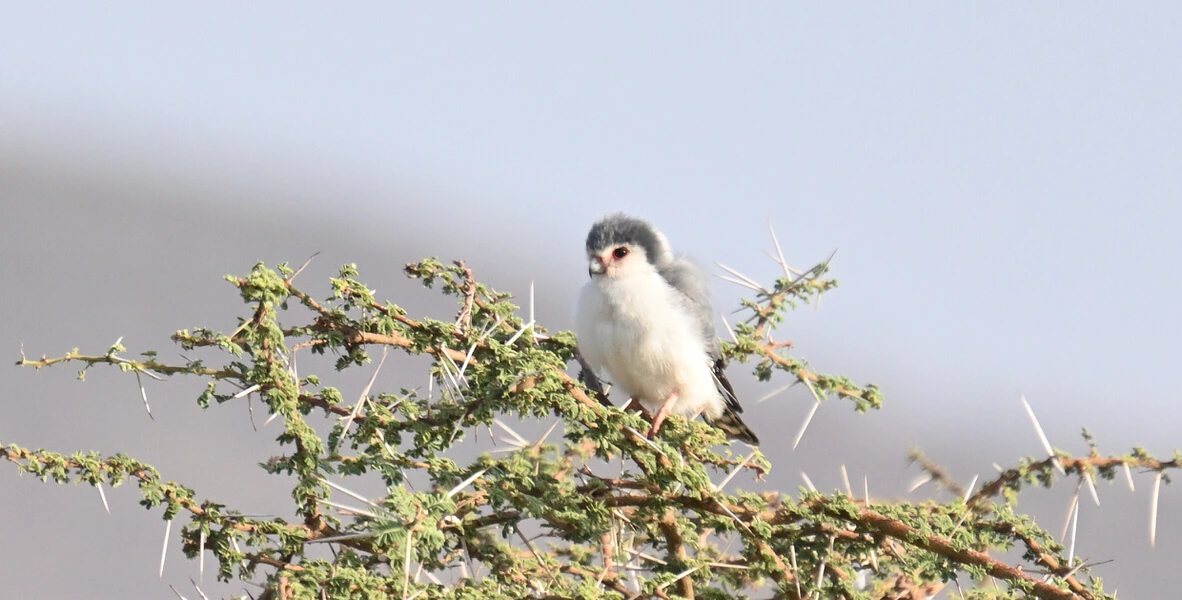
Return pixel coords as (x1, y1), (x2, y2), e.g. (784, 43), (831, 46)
(2, 4), (1180, 598)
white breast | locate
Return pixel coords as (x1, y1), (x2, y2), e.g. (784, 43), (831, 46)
(574, 273), (723, 419)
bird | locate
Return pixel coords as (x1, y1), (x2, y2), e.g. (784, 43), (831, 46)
(574, 213), (759, 445)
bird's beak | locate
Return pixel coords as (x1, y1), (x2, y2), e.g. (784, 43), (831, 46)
(588, 256), (607, 277)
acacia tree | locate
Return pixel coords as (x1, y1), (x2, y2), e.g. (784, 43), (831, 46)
(4, 251), (1175, 599)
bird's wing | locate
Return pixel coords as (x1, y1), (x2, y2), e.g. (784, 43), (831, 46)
(657, 257), (719, 351)
(658, 258), (745, 415)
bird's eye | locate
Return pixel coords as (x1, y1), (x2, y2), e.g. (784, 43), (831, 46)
(612, 247), (629, 259)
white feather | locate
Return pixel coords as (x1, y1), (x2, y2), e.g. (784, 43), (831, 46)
(574, 253), (725, 420)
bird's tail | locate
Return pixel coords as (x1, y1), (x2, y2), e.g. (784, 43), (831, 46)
(705, 408), (759, 445)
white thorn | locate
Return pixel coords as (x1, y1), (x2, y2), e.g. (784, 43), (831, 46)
(715, 262), (770, 293)
(789, 544), (803, 599)
(713, 274), (764, 293)
(232, 384), (261, 399)
(1084, 472), (1101, 507)
(139, 368), (166, 381)
(97, 482), (110, 514)
(800, 471), (817, 492)
(767, 221), (794, 282)
(459, 342), (478, 378)
(529, 280), (535, 325)
(437, 345), (467, 396)
(1020, 394), (1064, 475)
(657, 567), (703, 592)
(963, 474), (979, 502)
(761, 249), (805, 275)
(815, 536), (835, 588)
(534, 419), (561, 447)
(822, 247), (839, 267)
(446, 468), (490, 499)
(719, 313), (739, 345)
(504, 320), (535, 346)
(705, 562), (750, 570)
(949, 508), (973, 539)
(288, 348), (299, 386)
(318, 477), (381, 508)
(624, 548), (668, 565)
(1060, 491), (1080, 542)
(714, 454), (752, 492)
(341, 346), (388, 438)
(230, 537), (246, 569)
(908, 475), (932, 494)
(477, 314), (505, 344)
(802, 377), (824, 403)
(1067, 497), (1080, 566)
(864, 474), (870, 503)
(754, 381), (797, 405)
(493, 419), (529, 448)
(159, 518), (173, 578)
(306, 531), (375, 544)
(318, 499), (379, 519)
(1150, 471), (1163, 547)
(792, 400), (821, 451)
(402, 528), (414, 599)
(190, 578), (210, 600)
(136, 372), (153, 420)
(1124, 462), (1135, 492)
(290, 251), (319, 280)
(840, 465), (853, 498)
(199, 529), (206, 580)
(621, 426), (668, 457)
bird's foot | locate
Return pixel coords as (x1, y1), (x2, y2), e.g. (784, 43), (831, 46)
(645, 393), (679, 439)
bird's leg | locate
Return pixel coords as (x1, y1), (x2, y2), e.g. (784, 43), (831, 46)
(647, 392), (679, 439)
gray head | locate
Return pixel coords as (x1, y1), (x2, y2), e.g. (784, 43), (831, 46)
(584, 213), (674, 278)
(586, 213), (672, 261)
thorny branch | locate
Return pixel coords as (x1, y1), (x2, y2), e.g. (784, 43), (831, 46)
(6, 253), (1176, 600)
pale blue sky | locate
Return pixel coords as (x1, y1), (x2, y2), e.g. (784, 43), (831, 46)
(3, 4), (1180, 598)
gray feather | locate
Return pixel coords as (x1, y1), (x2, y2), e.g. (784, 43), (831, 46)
(657, 257), (719, 355)
(661, 257), (758, 444)
(704, 406), (760, 445)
